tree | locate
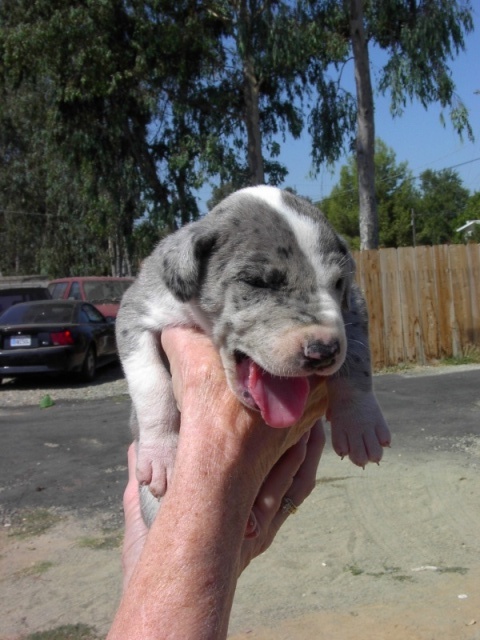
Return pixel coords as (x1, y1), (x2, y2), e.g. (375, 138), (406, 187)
(2, 1), (475, 275)
(0, 0), (231, 274)
(309, 0), (474, 250)
(201, 0), (348, 188)
(456, 192), (480, 243)
(349, 0), (378, 249)
(0, 0), (347, 274)
(320, 139), (419, 248)
(415, 168), (470, 245)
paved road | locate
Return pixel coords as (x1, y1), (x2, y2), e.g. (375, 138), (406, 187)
(1, 366), (479, 519)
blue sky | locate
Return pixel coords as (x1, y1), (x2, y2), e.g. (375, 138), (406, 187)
(199, 15), (479, 212)
(278, 16), (480, 204)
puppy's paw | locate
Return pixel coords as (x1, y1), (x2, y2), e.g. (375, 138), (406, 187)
(328, 392), (391, 468)
(136, 434), (179, 498)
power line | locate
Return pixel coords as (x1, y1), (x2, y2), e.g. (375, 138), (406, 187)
(316, 155), (480, 205)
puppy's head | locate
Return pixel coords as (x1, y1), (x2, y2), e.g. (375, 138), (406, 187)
(161, 186), (355, 427)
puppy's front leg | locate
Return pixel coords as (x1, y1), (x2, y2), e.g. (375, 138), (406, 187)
(122, 329), (180, 497)
(326, 286), (390, 467)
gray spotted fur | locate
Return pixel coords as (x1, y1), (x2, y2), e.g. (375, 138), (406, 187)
(116, 186), (390, 525)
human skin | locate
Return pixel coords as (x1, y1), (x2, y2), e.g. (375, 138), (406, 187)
(107, 326), (327, 640)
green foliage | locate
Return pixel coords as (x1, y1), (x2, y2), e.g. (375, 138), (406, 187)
(0, 0), (229, 275)
(415, 169), (470, 245)
(9, 508), (62, 539)
(0, 0), (474, 275)
(25, 624), (100, 640)
(306, 0), (474, 174)
(321, 139), (476, 248)
(321, 140), (418, 248)
(372, 0), (474, 141)
(455, 191), (480, 243)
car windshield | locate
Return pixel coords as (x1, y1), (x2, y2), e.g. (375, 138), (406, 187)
(0, 303), (75, 324)
(0, 288), (50, 316)
(83, 281), (132, 303)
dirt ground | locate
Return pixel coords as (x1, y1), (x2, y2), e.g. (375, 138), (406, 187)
(1, 437), (479, 639)
(1, 367), (480, 639)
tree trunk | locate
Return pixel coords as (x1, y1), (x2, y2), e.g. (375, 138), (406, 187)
(349, 0), (379, 249)
(237, 0), (264, 186)
(243, 59), (265, 185)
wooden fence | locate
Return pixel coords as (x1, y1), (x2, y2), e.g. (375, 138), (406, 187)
(352, 244), (480, 370)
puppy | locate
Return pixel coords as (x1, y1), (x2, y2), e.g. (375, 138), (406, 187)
(116, 186), (390, 524)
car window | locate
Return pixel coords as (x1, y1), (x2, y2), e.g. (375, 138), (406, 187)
(48, 282), (69, 299)
(69, 282), (82, 301)
(0, 288), (50, 317)
(0, 303), (74, 324)
(0, 293), (26, 317)
(84, 280), (132, 302)
(82, 304), (105, 323)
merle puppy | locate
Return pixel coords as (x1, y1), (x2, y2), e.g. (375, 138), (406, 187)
(116, 186), (390, 522)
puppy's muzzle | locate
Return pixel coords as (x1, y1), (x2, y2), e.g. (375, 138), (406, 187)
(304, 338), (340, 370)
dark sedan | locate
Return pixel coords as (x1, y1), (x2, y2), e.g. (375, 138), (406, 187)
(0, 300), (118, 383)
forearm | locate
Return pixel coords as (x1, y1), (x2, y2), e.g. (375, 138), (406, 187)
(108, 404), (262, 640)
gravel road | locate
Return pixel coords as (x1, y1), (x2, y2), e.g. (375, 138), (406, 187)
(0, 362), (129, 408)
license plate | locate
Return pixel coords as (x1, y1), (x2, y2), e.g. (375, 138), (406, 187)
(10, 336), (31, 347)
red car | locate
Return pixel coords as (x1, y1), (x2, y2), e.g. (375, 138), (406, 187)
(48, 277), (134, 319)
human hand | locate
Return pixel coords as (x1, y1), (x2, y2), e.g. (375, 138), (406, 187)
(240, 419), (325, 573)
(160, 326), (328, 489)
(122, 419), (325, 589)
(121, 326), (327, 591)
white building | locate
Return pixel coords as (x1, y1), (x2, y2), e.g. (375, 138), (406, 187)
(456, 220), (480, 237)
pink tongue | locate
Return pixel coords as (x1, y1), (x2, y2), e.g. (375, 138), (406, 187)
(248, 360), (310, 428)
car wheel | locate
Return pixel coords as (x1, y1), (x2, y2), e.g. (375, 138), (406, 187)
(81, 346), (97, 382)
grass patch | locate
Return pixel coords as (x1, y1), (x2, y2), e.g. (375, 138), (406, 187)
(440, 346), (480, 366)
(316, 476), (352, 489)
(437, 566), (469, 575)
(16, 561), (55, 578)
(24, 623), (100, 640)
(357, 566), (414, 582)
(345, 564), (364, 576)
(77, 531), (122, 550)
(376, 362), (416, 374)
(366, 566), (400, 578)
(377, 346), (480, 373)
(8, 509), (62, 540)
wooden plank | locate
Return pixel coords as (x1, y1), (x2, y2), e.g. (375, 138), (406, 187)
(396, 247), (422, 363)
(354, 249), (385, 370)
(448, 244), (472, 354)
(379, 248), (404, 366)
(466, 243), (480, 346)
(432, 244), (454, 358)
(415, 245), (439, 362)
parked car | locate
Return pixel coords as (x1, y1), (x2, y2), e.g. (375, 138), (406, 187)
(48, 277), (134, 318)
(0, 286), (51, 317)
(0, 300), (118, 383)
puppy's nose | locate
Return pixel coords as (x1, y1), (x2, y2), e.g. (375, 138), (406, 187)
(304, 339), (340, 368)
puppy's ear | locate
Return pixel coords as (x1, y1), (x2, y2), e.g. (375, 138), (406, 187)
(159, 221), (217, 302)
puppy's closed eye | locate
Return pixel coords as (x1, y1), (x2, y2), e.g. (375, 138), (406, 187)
(238, 268), (287, 290)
